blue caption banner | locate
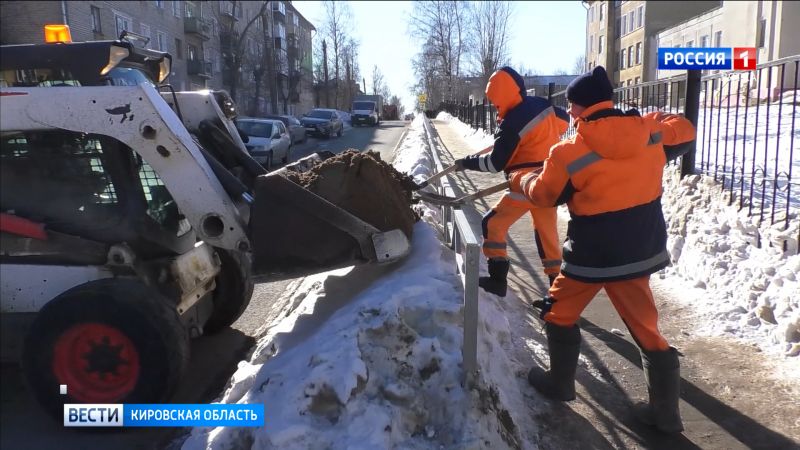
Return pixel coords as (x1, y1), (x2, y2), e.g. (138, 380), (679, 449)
(124, 404), (265, 427)
(63, 403), (264, 427)
(658, 47), (732, 70)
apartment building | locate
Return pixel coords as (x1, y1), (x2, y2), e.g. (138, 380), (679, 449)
(657, 1), (799, 94)
(583, 1), (722, 86)
(0, 1), (315, 115)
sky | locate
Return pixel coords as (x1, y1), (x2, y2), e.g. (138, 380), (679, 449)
(292, 1), (587, 110)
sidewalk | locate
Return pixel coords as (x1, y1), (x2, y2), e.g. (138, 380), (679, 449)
(431, 119), (800, 450)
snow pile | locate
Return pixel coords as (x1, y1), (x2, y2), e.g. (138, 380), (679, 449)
(660, 168), (800, 358)
(181, 115), (526, 449)
(435, 111), (495, 151)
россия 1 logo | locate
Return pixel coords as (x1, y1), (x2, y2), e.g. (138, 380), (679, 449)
(658, 47), (757, 71)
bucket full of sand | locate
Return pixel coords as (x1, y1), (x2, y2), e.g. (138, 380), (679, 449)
(250, 150), (418, 279)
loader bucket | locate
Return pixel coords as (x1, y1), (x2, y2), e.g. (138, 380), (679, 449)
(249, 167), (411, 281)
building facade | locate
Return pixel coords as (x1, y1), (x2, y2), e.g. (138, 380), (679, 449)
(583, 1), (722, 86)
(656, 1), (799, 94)
(0, 0), (316, 116)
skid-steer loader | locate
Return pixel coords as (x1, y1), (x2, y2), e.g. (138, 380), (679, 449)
(0, 28), (410, 419)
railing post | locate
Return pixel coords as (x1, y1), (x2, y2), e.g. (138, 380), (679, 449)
(547, 82), (555, 103)
(681, 70), (702, 177)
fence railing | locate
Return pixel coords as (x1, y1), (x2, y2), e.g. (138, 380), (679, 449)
(440, 56), (799, 251)
(421, 118), (481, 387)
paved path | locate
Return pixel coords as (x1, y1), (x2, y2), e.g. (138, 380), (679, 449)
(431, 119), (799, 450)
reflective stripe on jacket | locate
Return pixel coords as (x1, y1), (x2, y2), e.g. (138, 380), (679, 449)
(518, 100), (696, 282)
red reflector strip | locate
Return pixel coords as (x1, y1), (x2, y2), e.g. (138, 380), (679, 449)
(0, 213), (48, 240)
(0, 92), (29, 96)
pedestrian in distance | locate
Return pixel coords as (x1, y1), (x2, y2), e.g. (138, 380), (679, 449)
(509, 65), (696, 434)
(453, 66), (570, 297)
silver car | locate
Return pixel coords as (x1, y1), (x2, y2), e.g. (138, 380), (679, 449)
(236, 118), (292, 169)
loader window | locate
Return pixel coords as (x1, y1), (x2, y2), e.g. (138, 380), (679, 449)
(0, 131), (127, 239)
(136, 158), (190, 237)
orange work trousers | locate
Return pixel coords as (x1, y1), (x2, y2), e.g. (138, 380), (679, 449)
(481, 190), (561, 276)
(545, 274), (670, 351)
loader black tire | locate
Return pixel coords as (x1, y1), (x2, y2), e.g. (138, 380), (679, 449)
(22, 278), (189, 421)
(203, 249), (254, 334)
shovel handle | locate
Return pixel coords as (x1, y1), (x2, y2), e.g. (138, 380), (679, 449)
(417, 164), (458, 189)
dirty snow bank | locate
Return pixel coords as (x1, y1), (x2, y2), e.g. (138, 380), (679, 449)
(182, 116), (529, 450)
(659, 168), (800, 359)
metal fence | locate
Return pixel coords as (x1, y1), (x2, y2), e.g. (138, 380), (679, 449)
(441, 56), (799, 251)
(421, 118), (481, 387)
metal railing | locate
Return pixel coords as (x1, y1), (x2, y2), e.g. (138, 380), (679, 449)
(441, 56), (799, 252)
(421, 118), (481, 387)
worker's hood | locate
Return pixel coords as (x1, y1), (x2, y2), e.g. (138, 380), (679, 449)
(486, 66), (525, 118)
(576, 101), (650, 160)
(300, 117), (332, 126)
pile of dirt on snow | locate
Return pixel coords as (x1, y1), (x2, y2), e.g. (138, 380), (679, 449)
(285, 150), (418, 238)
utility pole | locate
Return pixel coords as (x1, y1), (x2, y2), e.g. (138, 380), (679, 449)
(362, 77), (366, 95)
(322, 39), (329, 108)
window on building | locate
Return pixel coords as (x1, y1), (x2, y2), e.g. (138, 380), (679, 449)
(187, 43), (198, 61)
(700, 35), (709, 48)
(635, 42), (641, 64)
(629, 11), (635, 31)
(277, 23), (286, 39)
(599, 35), (604, 54)
(627, 79), (632, 86)
(140, 24), (151, 48)
(115, 13), (132, 37)
(156, 31), (166, 52)
(615, 17), (621, 38)
(686, 40), (693, 48)
(622, 15), (627, 35)
(174, 38), (183, 59)
(185, 1), (199, 18)
(714, 30), (722, 47)
(758, 18), (766, 48)
(628, 45), (633, 67)
(91, 6), (102, 32)
(173, 1), (181, 17)
(599, 4), (604, 22)
(589, 34), (594, 54)
(621, 49), (626, 69)
(637, 5), (644, 29)
(204, 47), (212, 70)
(635, 76), (640, 85)
(154, 0), (164, 8)
(236, 3), (243, 18)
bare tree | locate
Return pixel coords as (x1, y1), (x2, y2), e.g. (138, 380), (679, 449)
(371, 65), (385, 96)
(467, 1), (513, 88)
(216, 1), (270, 107)
(319, 0), (354, 110)
(410, 1), (467, 103)
(572, 55), (587, 74)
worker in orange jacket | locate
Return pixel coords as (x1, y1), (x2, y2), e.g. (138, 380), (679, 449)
(509, 66), (696, 434)
(454, 66), (569, 297)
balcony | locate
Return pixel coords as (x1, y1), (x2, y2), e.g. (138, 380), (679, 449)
(184, 17), (211, 40)
(272, 1), (286, 19)
(187, 59), (212, 78)
(274, 37), (285, 50)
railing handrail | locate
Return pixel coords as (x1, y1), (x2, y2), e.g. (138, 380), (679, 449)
(422, 118), (481, 387)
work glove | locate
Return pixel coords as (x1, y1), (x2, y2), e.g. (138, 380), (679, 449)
(453, 158), (466, 171)
(531, 295), (556, 320)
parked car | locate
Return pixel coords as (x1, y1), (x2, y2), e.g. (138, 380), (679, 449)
(263, 114), (307, 144)
(300, 108), (343, 138)
(235, 118), (292, 169)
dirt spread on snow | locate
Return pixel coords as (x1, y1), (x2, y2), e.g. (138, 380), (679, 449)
(285, 150), (419, 238)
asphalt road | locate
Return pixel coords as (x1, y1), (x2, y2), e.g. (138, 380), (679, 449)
(0, 120), (409, 450)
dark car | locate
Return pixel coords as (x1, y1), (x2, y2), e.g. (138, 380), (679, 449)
(300, 109), (343, 139)
(263, 114), (306, 144)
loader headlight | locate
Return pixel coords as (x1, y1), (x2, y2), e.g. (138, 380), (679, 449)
(158, 57), (171, 83)
(100, 45), (130, 76)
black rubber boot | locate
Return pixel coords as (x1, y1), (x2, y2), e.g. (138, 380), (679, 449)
(634, 347), (684, 434)
(528, 322), (581, 401)
(479, 258), (509, 297)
